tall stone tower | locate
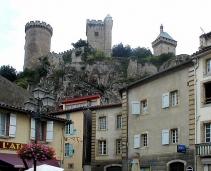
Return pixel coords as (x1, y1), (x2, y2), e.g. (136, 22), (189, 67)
(152, 24), (177, 56)
(86, 14), (113, 55)
(24, 21), (53, 69)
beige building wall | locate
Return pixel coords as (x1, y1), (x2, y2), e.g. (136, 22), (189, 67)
(127, 68), (190, 156)
(0, 108), (65, 165)
(57, 110), (84, 171)
(153, 40), (176, 56)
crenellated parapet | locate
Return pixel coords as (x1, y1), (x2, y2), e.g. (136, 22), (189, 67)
(25, 20), (53, 36)
(86, 19), (104, 26)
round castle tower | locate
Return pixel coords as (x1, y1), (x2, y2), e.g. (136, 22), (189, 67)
(24, 21), (53, 69)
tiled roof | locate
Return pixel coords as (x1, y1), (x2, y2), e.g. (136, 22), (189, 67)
(52, 103), (122, 115)
(61, 94), (100, 104)
(191, 45), (211, 56)
(0, 103), (71, 123)
(156, 32), (174, 40)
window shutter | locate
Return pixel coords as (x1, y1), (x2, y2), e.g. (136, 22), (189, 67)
(134, 134), (140, 148)
(70, 123), (74, 135)
(162, 129), (169, 145)
(46, 121), (53, 142)
(30, 118), (35, 140)
(162, 93), (169, 108)
(9, 114), (17, 137)
(69, 143), (73, 156)
(132, 101), (140, 114)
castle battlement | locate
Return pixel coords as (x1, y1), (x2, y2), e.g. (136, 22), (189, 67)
(87, 19), (104, 25)
(25, 20), (53, 36)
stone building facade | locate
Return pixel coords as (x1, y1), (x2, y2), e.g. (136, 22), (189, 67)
(24, 21), (53, 69)
(152, 25), (177, 56)
(86, 15), (113, 55)
(119, 61), (194, 171)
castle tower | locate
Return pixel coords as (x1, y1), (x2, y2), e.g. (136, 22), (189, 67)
(86, 14), (113, 55)
(152, 24), (177, 56)
(24, 21), (53, 69)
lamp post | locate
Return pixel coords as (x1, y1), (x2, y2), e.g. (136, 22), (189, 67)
(24, 85), (55, 171)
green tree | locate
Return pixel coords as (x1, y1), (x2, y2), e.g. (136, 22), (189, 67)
(87, 49), (109, 61)
(112, 43), (132, 57)
(71, 39), (87, 48)
(132, 47), (152, 59)
(0, 65), (17, 82)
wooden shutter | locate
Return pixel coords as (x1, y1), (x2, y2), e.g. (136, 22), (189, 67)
(134, 134), (140, 148)
(162, 93), (169, 108)
(70, 123), (74, 135)
(162, 129), (169, 145)
(9, 114), (17, 137)
(46, 121), (53, 142)
(69, 143), (73, 156)
(132, 101), (140, 114)
(30, 118), (35, 140)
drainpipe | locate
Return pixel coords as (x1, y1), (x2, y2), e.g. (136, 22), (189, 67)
(126, 87), (129, 171)
(193, 56), (199, 171)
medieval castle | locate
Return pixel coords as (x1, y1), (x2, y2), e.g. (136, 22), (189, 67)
(23, 15), (178, 69)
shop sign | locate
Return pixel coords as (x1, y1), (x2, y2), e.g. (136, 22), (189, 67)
(0, 141), (24, 150)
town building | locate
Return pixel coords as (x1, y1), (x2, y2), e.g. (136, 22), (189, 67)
(52, 94), (101, 171)
(90, 103), (122, 171)
(191, 37), (211, 170)
(119, 60), (194, 171)
(0, 103), (70, 171)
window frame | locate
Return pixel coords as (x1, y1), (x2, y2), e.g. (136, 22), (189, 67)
(141, 133), (148, 147)
(98, 140), (107, 155)
(99, 116), (106, 130)
(171, 128), (178, 144)
(116, 139), (122, 154)
(141, 99), (148, 114)
(94, 32), (99, 36)
(205, 123), (211, 143)
(171, 91), (178, 106)
(0, 113), (17, 137)
(65, 143), (74, 157)
(117, 115), (122, 129)
(207, 58), (211, 74)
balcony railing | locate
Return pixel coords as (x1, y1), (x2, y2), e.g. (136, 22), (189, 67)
(196, 143), (211, 156)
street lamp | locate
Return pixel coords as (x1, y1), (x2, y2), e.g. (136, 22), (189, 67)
(24, 85), (55, 171)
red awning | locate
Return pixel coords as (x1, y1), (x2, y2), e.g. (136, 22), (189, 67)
(0, 153), (25, 168)
(0, 153), (60, 168)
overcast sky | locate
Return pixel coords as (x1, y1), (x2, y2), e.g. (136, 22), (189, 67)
(1, 0), (211, 72)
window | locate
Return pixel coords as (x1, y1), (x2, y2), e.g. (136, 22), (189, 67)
(207, 59), (211, 74)
(99, 117), (106, 129)
(65, 143), (73, 157)
(95, 32), (99, 36)
(116, 139), (122, 154)
(98, 140), (106, 154)
(142, 133), (148, 147)
(205, 124), (211, 142)
(162, 90), (179, 108)
(30, 119), (53, 142)
(171, 91), (178, 106)
(117, 115), (122, 129)
(171, 129), (178, 144)
(204, 82), (211, 104)
(141, 100), (147, 113)
(66, 123), (77, 135)
(68, 163), (74, 169)
(162, 129), (179, 145)
(0, 113), (16, 137)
